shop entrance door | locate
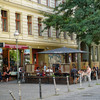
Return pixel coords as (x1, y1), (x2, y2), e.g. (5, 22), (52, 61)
(32, 49), (39, 70)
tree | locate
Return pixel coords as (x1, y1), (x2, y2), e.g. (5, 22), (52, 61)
(43, 0), (100, 65)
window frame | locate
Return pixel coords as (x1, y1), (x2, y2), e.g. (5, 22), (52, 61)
(47, 0), (50, 6)
(37, 0), (41, 4)
(62, 0), (65, 4)
(64, 32), (67, 39)
(15, 13), (21, 33)
(48, 27), (51, 37)
(56, 29), (59, 38)
(38, 18), (42, 36)
(55, 0), (58, 7)
(1, 10), (8, 32)
(27, 16), (32, 35)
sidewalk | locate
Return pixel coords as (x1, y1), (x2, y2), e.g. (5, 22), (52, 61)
(0, 79), (100, 100)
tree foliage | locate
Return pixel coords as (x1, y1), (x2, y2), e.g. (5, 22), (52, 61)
(43, 0), (100, 46)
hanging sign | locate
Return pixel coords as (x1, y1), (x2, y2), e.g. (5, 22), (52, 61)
(24, 49), (30, 54)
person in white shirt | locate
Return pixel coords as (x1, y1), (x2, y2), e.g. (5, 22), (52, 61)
(86, 65), (91, 82)
(46, 67), (53, 76)
(44, 63), (47, 72)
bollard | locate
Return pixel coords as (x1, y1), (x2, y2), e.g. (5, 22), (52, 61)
(96, 71), (98, 84)
(18, 81), (21, 100)
(79, 74), (82, 88)
(39, 78), (42, 99)
(53, 77), (57, 95)
(66, 76), (70, 92)
(9, 90), (16, 100)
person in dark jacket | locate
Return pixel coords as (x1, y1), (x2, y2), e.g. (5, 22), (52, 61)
(71, 65), (78, 83)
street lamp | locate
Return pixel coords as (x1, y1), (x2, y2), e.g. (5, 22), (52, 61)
(14, 30), (19, 82)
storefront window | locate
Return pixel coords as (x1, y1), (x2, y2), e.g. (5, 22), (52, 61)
(10, 50), (20, 71)
(24, 49), (30, 65)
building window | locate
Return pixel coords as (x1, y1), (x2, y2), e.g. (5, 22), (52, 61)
(37, 0), (41, 4)
(69, 33), (73, 40)
(56, 29), (59, 38)
(55, 0), (58, 7)
(95, 46), (98, 61)
(47, 0), (50, 6)
(38, 18), (42, 36)
(1, 10), (7, 32)
(15, 13), (20, 33)
(64, 32), (67, 39)
(62, 0), (65, 4)
(27, 16), (32, 35)
(48, 27), (51, 37)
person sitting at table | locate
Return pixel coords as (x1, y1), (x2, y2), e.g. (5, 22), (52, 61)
(71, 65), (79, 84)
(36, 67), (40, 76)
(5, 67), (11, 82)
(46, 67), (53, 76)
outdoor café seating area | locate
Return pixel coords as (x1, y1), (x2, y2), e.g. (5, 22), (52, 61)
(25, 63), (74, 84)
(24, 62), (100, 84)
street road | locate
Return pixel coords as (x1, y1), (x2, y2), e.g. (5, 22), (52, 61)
(0, 80), (100, 100)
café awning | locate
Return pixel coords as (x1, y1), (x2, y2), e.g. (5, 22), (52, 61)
(38, 47), (87, 54)
(5, 44), (28, 49)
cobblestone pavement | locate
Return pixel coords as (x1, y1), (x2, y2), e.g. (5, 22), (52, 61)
(0, 79), (100, 100)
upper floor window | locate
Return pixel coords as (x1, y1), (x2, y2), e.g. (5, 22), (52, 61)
(64, 32), (67, 39)
(55, 0), (58, 7)
(1, 10), (7, 32)
(47, 0), (50, 6)
(37, 0), (41, 4)
(48, 27), (51, 37)
(69, 33), (73, 40)
(56, 29), (59, 38)
(62, 0), (65, 4)
(15, 13), (20, 33)
(38, 18), (42, 36)
(27, 16), (32, 35)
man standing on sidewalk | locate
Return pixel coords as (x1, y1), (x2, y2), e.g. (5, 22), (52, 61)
(86, 65), (91, 82)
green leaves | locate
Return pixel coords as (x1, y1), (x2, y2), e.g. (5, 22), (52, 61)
(42, 0), (100, 46)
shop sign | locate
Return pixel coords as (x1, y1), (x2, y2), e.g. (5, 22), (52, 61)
(5, 44), (28, 49)
(24, 49), (30, 54)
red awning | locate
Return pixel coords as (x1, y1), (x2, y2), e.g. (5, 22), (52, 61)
(5, 44), (28, 49)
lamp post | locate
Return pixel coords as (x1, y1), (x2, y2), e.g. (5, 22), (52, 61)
(14, 30), (19, 82)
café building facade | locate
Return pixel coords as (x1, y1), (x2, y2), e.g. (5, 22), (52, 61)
(0, 0), (99, 74)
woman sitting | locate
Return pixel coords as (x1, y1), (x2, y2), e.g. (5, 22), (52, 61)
(5, 67), (11, 82)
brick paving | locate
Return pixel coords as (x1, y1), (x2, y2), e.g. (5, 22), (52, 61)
(0, 79), (100, 100)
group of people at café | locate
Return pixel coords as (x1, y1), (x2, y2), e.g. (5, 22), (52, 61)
(35, 63), (53, 76)
(0, 65), (11, 82)
(71, 64), (99, 84)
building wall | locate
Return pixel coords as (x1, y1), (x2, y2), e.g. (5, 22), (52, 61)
(0, 0), (78, 66)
